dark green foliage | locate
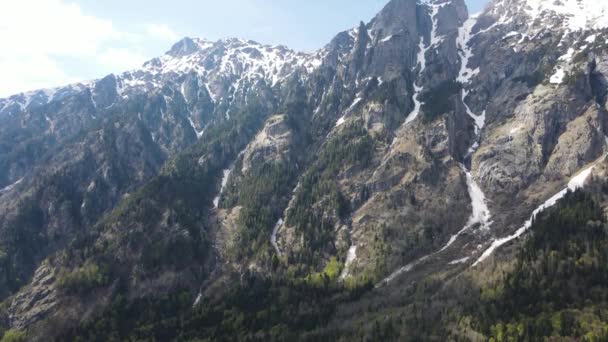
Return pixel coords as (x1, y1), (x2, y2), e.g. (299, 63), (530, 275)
(60, 290), (194, 342)
(0, 329), (26, 342)
(0, 114), (167, 299)
(217, 103), (310, 263)
(306, 188), (608, 341)
(230, 161), (297, 260)
(420, 80), (462, 122)
(0, 198), (45, 295)
(475, 190), (608, 341)
(184, 276), (341, 341)
(88, 100), (273, 274)
(286, 122), (374, 270)
(58, 273), (372, 342)
(22, 97), (277, 337)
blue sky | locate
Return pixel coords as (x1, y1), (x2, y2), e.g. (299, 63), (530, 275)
(0, 0), (489, 97)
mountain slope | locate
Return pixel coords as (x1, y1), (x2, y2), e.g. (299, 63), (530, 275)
(1, 0), (608, 340)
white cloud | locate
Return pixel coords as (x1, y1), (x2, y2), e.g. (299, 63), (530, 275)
(0, 55), (78, 98)
(0, 0), (119, 57)
(97, 48), (147, 72)
(146, 24), (180, 41)
(0, 0), (180, 97)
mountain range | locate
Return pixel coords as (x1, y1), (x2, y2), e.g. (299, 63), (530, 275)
(2, 0), (608, 340)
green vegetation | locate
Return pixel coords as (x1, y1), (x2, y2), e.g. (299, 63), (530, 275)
(61, 290), (194, 341)
(0, 329), (26, 342)
(0, 97), (278, 340)
(321, 188), (608, 341)
(8, 69), (608, 341)
(51, 117), (379, 341)
(0, 115), (166, 299)
(218, 107), (310, 265)
(0, 197), (45, 296)
(59, 273), (372, 342)
(83, 100), (273, 276)
(57, 261), (108, 294)
(474, 190), (608, 341)
(306, 257), (343, 287)
(228, 161), (297, 261)
(286, 122), (374, 272)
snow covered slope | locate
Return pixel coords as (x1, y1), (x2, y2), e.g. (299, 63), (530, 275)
(0, 37), (324, 119)
(489, 0), (608, 32)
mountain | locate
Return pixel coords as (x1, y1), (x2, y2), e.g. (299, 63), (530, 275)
(1, 0), (608, 340)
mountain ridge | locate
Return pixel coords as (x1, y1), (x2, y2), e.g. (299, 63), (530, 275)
(2, 0), (608, 339)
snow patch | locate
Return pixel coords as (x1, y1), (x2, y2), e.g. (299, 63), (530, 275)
(404, 83), (424, 125)
(523, 0), (608, 32)
(457, 16), (486, 135)
(44, 114), (55, 132)
(193, 292), (202, 307)
(404, 3), (444, 125)
(377, 254), (431, 287)
(188, 117), (205, 139)
(503, 31), (520, 39)
(0, 178), (24, 194)
(404, 35), (426, 125)
(448, 257), (470, 265)
(380, 35), (394, 43)
(339, 245), (358, 281)
(336, 97), (362, 127)
(585, 34), (597, 44)
(204, 83), (216, 102)
(213, 169), (232, 208)
(271, 219), (284, 257)
(550, 68), (566, 84)
(456, 16), (479, 84)
(473, 159), (601, 267)
(348, 97), (363, 112)
(439, 165), (492, 253)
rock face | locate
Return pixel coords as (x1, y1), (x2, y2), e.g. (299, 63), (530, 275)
(1, 0), (608, 339)
(7, 262), (58, 330)
(241, 115), (293, 173)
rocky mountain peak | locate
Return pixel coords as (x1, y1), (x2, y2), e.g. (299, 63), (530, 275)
(167, 37), (213, 57)
(370, 0), (419, 36)
(134, 36), (322, 94)
(486, 0), (608, 32)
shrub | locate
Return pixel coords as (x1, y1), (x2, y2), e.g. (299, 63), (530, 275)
(0, 330), (26, 342)
(57, 262), (108, 294)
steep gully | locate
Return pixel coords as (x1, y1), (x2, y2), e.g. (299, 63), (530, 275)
(377, 10), (492, 286)
(378, 10), (607, 285)
(405, 3), (445, 125)
(270, 182), (300, 258)
(194, 149), (245, 306)
(473, 158), (603, 266)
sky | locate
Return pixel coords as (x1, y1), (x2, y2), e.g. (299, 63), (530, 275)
(0, 0), (489, 97)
